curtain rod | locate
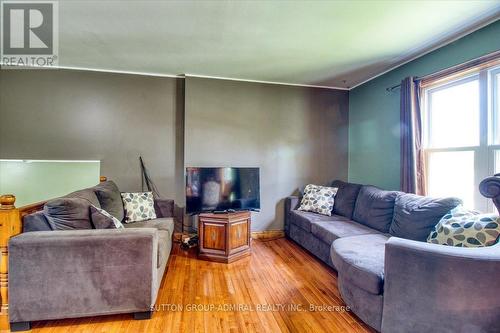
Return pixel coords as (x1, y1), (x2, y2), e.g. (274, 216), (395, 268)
(386, 78), (419, 92)
(385, 49), (500, 93)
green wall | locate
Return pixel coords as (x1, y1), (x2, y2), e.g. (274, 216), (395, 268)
(348, 20), (500, 190)
(0, 160), (100, 207)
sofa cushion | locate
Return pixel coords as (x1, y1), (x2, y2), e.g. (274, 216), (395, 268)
(123, 222), (172, 268)
(124, 217), (175, 237)
(23, 211), (52, 232)
(311, 220), (381, 245)
(331, 234), (389, 295)
(353, 186), (399, 233)
(289, 210), (345, 233)
(65, 188), (101, 208)
(390, 193), (462, 241)
(93, 181), (125, 222)
(43, 197), (93, 230)
(154, 199), (174, 218)
(331, 180), (362, 219)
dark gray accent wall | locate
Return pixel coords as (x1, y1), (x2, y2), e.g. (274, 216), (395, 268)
(0, 70), (349, 232)
(0, 70), (184, 202)
(184, 77), (349, 231)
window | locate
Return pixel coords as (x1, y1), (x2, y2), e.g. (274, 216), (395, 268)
(423, 64), (500, 212)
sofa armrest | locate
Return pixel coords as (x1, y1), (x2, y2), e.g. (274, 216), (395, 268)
(382, 237), (500, 333)
(154, 198), (174, 218)
(284, 196), (300, 236)
(8, 228), (158, 323)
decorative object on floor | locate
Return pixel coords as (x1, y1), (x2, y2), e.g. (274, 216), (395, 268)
(180, 234), (198, 250)
(121, 192), (157, 223)
(298, 184), (338, 216)
(198, 211), (251, 263)
(90, 205), (125, 229)
(427, 205), (499, 247)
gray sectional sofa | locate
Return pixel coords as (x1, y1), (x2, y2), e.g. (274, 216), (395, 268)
(8, 181), (174, 331)
(285, 180), (500, 333)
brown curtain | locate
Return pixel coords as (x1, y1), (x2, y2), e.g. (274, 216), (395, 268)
(400, 77), (426, 195)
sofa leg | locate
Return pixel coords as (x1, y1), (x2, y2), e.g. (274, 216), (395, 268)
(133, 311), (152, 320)
(10, 321), (31, 332)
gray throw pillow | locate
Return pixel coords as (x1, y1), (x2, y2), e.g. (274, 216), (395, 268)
(90, 205), (124, 229)
(43, 197), (93, 230)
(65, 188), (101, 208)
(390, 193), (462, 241)
(331, 180), (362, 219)
(94, 181), (125, 222)
(352, 185), (399, 233)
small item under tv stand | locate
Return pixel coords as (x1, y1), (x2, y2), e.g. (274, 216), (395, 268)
(212, 208), (238, 214)
(198, 211), (251, 263)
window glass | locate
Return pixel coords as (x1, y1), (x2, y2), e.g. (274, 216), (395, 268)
(427, 151), (475, 209)
(428, 79), (479, 148)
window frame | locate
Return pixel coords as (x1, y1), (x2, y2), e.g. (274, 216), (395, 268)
(422, 65), (500, 212)
(489, 67), (500, 146)
(487, 67), (500, 213)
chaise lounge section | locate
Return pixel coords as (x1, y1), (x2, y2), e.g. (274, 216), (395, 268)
(285, 179), (500, 332)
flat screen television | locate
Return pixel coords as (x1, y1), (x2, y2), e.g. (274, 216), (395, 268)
(186, 167), (260, 214)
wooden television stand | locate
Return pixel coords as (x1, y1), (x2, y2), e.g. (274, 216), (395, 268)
(198, 211), (251, 263)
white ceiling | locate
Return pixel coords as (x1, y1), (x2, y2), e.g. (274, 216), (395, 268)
(55, 0), (500, 89)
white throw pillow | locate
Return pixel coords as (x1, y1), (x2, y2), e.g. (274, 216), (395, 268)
(90, 205), (125, 229)
(121, 192), (157, 223)
(298, 184), (338, 216)
(427, 205), (500, 247)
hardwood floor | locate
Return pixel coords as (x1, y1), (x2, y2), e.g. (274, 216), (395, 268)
(29, 238), (374, 333)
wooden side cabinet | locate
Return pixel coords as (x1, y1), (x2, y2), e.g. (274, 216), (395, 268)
(198, 211), (251, 263)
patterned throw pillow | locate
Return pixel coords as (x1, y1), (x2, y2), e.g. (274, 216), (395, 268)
(121, 192), (157, 223)
(427, 205), (500, 247)
(90, 205), (124, 229)
(298, 184), (338, 216)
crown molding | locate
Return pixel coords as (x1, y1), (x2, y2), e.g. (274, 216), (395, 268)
(183, 73), (348, 90)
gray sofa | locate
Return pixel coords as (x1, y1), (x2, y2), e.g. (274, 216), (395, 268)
(8, 181), (174, 331)
(285, 180), (500, 333)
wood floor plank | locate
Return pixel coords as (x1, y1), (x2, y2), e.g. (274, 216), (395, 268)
(28, 238), (374, 333)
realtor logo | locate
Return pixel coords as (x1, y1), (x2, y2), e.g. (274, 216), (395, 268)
(1, 1), (58, 67)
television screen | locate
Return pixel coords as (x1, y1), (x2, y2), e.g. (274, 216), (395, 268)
(186, 167), (260, 214)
